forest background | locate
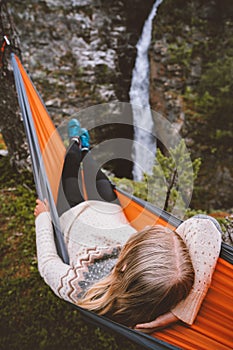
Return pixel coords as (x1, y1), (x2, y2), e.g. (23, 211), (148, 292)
(1, 0), (233, 349)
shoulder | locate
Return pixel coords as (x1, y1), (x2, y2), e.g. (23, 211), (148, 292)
(175, 217), (222, 271)
(176, 217), (222, 244)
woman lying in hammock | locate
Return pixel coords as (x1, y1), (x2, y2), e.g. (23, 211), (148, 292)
(34, 119), (221, 333)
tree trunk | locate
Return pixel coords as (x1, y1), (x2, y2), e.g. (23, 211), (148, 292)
(0, 0), (29, 169)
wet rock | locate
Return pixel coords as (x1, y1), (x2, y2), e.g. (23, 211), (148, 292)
(10, 0), (155, 110)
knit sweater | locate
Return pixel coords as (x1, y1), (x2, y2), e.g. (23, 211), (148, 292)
(36, 201), (136, 302)
(171, 217), (221, 324)
(35, 200), (221, 325)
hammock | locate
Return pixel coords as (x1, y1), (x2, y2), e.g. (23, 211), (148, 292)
(11, 53), (233, 350)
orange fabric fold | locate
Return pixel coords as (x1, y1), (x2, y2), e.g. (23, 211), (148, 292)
(15, 55), (66, 203)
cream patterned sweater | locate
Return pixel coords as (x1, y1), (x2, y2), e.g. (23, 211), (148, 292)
(35, 200), (221, 325)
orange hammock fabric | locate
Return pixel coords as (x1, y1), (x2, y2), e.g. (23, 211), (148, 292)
(14, 55), (66, 202)
(13, 54), (233, 350)
(154, 258), (233, 350)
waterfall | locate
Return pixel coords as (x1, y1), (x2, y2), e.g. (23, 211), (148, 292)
(129, 0), (163, 181)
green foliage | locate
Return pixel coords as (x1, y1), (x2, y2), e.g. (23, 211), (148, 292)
(199, 57), (233, 96)
(217, 215), (233, 246)
(113, 140), (201, 218)
(168, 41), (193, 72)
(184, 56), (233, 156)
(197, 57), (233, 125)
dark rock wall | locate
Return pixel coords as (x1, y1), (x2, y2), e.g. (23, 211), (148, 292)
(9, 0), (154, 117)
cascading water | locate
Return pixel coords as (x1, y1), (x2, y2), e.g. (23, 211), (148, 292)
(129, 0), (163, 181)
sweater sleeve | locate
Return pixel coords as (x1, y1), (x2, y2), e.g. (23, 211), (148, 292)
(35, 212), (80, 303)
(171, 217), (221, 325)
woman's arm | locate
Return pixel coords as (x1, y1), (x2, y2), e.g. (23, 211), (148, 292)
(35, 200), (79, 303)
(135, 312), (178, 333)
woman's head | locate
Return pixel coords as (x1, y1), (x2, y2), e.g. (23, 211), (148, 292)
(78, 225), (194, 327)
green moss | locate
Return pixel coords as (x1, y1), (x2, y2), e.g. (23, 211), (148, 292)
(168, 41), (193, 74)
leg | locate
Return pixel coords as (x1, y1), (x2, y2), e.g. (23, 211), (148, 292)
(57, 142), (119, 216)
(57, 142), (84, 216)
(82, 151), (119, 203)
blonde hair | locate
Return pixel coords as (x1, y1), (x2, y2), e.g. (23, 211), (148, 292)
(78, 225), (194, 327)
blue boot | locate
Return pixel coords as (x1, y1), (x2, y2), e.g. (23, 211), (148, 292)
(80, 128), (90, 151)
(67, 119), (82, 139)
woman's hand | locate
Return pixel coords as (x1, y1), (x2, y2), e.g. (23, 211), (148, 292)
(34, 199), (50, 217)
(134, 312), (178, 334)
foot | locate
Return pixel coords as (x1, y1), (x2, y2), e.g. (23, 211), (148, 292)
(67, 119), (90, 150)
(68, 119), (82, 139)
(80, 128), (90, 151)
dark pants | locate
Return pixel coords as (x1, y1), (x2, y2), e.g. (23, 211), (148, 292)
(57, 142), (118, 216)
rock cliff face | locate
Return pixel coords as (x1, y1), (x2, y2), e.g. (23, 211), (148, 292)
(149, 0), (233, 211)
(11, 0), (154, 119)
